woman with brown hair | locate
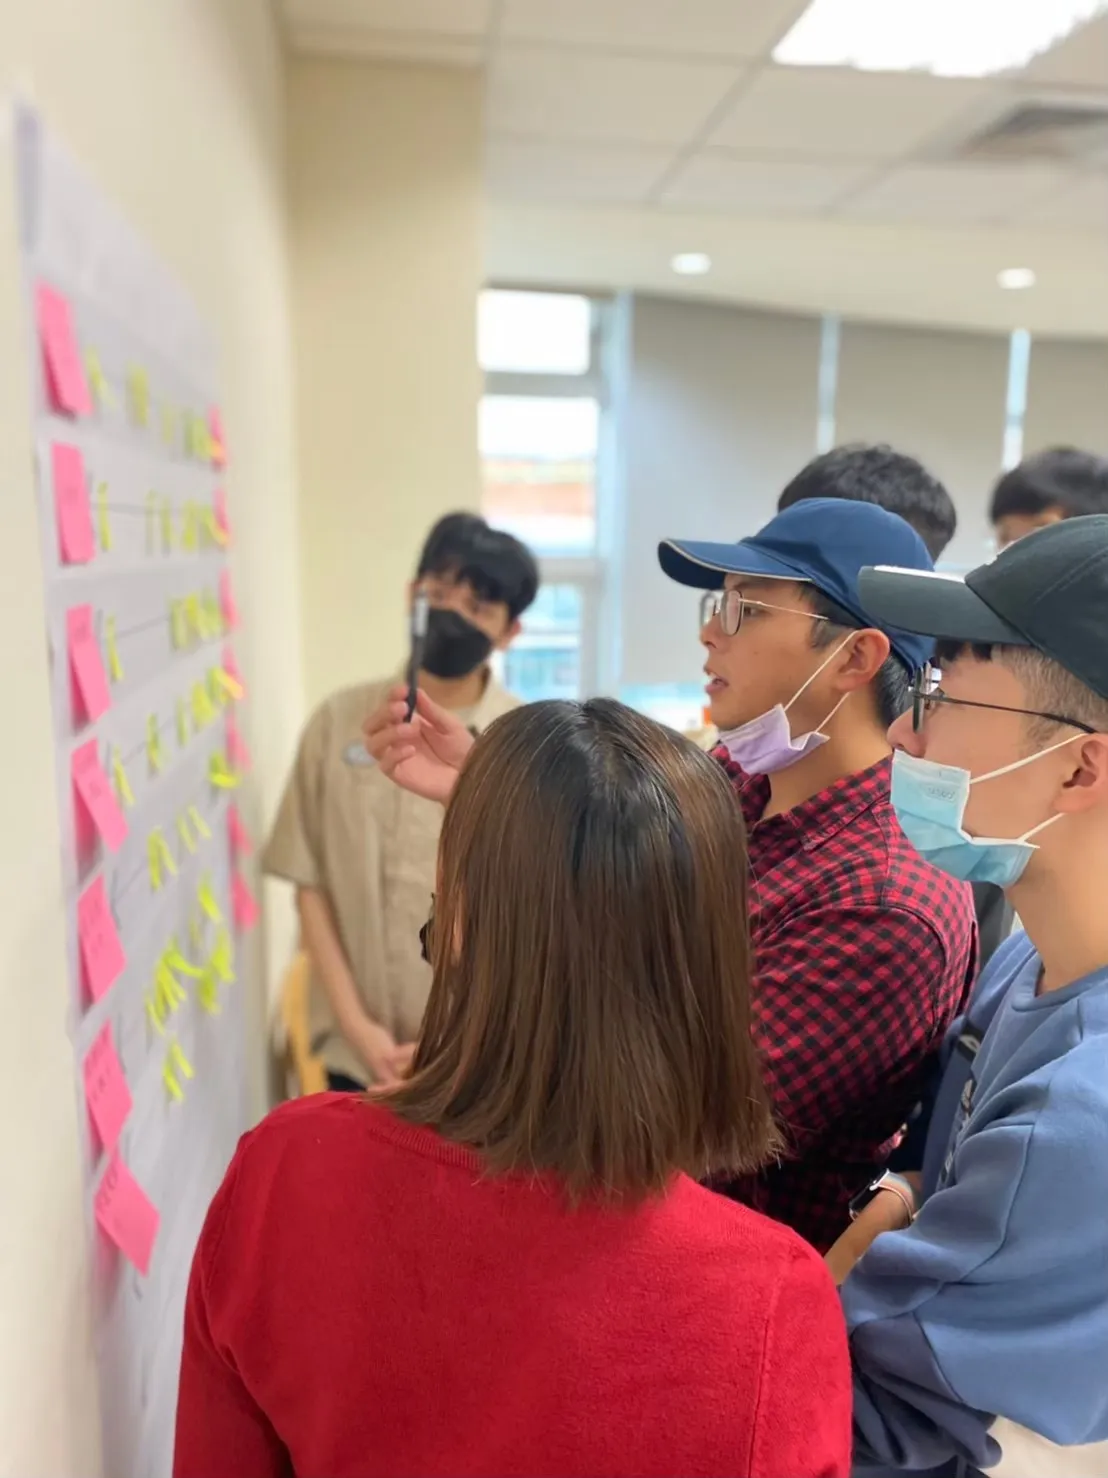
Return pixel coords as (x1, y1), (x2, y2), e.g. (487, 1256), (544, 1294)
(175, 700), (850, 1478)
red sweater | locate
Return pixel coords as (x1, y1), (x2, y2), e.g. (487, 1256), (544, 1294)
(174, 1095), (850, 1478)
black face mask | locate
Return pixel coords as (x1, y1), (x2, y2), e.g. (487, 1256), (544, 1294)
(420, 608), (493, 681)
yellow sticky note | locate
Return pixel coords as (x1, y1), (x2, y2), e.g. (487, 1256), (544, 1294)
(197, 968), (221, 1015)
(85, 350), (113, 407)
(188, 804), (211, 840)
(208, 508), (230, 549)
(176, 698), (189, 748)
(184, 593), (202, 636)
(170, 1041), (194, 1080)
(213, 666), (244, 703)
(111, 748), (135, 808)
(189, 908), (205, 955)
(202, 593), (222, 639)
(165, 937), (204, 979)
(198, 876), (223, 925)
(158, 831), (178, 878)
(180, 503), (199, 552)
(145, 991), (166, 1037)
(160, 495), (174, 554)
(127, 366), (151, 428)
(177, 812), (197, 855)
(192, 680), (216, 729)
(105, 614), (124, 683)
(210, 928), (236, 984)
(155, 964), (177, 1016)
(208, 752), (240, 790)
(162, 1059), (184, 1102)
(146, 715), (164, 774)
(96, 483), (112, 553)
(148, 832), (164, 892)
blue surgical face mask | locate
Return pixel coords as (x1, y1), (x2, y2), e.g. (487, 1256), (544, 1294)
(891, 736), (1081, 887)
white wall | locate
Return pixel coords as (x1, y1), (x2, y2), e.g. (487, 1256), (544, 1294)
(0, 3), (302, 1473)
(288, 58), (484, 707)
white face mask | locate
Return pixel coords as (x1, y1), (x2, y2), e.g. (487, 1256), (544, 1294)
(891, 733), (1082, 887)
(717, 635), (854, 775)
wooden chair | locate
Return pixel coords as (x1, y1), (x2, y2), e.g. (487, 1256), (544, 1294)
(279, 952), (328, 1097)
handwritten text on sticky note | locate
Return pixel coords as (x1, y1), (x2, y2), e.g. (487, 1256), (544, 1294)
(72, 740), (128, 853)
(36, 283), (93, 416)
(232, 873), (260, 931)
(77, 876), (127, 1001)
(67, 606), (111, 723)
(52, 444), (95, 564)
(94, 1149), (159, 1276)
(83, 1021), (132, 1151)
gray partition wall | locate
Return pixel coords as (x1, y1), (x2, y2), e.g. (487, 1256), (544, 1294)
(615, 296), (821, 691)
(1023, 338), (1108, 458)
(834, 321), (1010, 570)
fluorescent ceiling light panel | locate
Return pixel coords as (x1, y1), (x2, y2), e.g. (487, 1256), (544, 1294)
(672, 252), (712, 275)
(773, 0), (1108, 78)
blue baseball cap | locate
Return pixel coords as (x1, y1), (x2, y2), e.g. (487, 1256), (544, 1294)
(658, 497), (936, 671)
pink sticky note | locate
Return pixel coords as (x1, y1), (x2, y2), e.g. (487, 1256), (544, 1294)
(67, 606), (111, 724)
(213, 486), (232, 543)
(72, 740), (128, 853)
(209, 407), (227, 468)
(232, 872), (259, 931)
(77, 876), (127, 1002)
(228, 804), (252, 857)
(219, 569), (239, 631)
(52, 444), (95, 564)
(94, 1149), (159, 1276)
(36, 283), (92, 417)
(222, 644), (245, 699)
(227, 716), (251, 773)
(83, 1021), (132, 1151)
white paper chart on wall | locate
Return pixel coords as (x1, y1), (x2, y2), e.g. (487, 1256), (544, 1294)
(14, 106), (259, 1478)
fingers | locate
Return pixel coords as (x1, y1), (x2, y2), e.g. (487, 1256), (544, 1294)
(414, 687), (458, 732)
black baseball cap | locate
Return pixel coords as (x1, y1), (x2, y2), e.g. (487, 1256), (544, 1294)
(858, 515), (1108, 701)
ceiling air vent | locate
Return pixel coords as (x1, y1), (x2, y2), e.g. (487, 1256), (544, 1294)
(951, 100), (1108, 163)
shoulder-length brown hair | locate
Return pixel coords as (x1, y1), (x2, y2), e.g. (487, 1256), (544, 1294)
(387, 699), (777, 1198)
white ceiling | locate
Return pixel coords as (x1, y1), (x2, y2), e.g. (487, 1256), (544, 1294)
(282, 0), (1108, 336)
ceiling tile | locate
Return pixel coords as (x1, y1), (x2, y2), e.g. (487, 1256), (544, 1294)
(282, 0), (492, 36)
(660, 152), (874, 213)
(1023, 13), (1108, 88)
(1023, 173), (1108, 230)
(499, 0), (808, 60)
(486, 140), (675, 204)
(711, 66), (993, 160)
(487, 46), (745, 146)
(836, 164), (1071, 225)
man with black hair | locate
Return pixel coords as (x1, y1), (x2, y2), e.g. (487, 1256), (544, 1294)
(779, 443), (958, 562)
(264, 513), (538, 1091)
(827, 518), (1108, 1474)
(780, 443), (1013, 967)
(990, 445), (1108, 550)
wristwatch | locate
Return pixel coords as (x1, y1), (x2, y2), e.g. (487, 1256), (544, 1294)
(849, 1170), (918, 1226)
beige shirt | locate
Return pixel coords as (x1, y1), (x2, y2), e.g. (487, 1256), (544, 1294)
(263, 673), (520, 1084)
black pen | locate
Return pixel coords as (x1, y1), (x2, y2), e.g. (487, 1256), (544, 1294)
(406, 590), (430, 722)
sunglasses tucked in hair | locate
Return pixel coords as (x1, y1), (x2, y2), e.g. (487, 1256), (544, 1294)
(387, 698), (778, 1200)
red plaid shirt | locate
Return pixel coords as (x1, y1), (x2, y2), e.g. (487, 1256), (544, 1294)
(715, 752), (977, 1252)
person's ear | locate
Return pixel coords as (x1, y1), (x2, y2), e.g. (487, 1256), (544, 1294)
(831, 629), (890, 691)
(494, 619), (522, 653)
(1057, 735), (1108, 813)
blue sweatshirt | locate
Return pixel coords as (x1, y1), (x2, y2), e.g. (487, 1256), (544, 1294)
(843, 931), (1108, 1475)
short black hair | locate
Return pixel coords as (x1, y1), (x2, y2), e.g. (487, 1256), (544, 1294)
(778, 443), (957, 561)
(417, 513), (539, 622)
(988, 447), (1108, 526)
(933, 639), (1108, 744)
(806, 587), (912, 730)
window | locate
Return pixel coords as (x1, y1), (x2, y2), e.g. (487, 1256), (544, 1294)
(503, 585), (582, 704)
(480, 396), (598, 555)
(480, 289), (611, 703)
(619, 683), (706, 734)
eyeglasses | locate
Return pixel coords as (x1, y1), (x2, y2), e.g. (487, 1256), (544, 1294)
(699, 590), (829, 638)
(908, 666), (1096, 736)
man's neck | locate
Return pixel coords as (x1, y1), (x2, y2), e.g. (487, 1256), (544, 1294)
(763, 723), (891, 819)
(418, 666), (489, 712)
(1009, 849), (1108, 994)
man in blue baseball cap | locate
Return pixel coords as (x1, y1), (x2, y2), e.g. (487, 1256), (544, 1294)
(658, 497), (977, 1252)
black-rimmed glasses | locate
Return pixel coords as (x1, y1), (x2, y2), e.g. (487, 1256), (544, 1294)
(908, 667), (1096, 736)
(699, 590), (829, 638)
